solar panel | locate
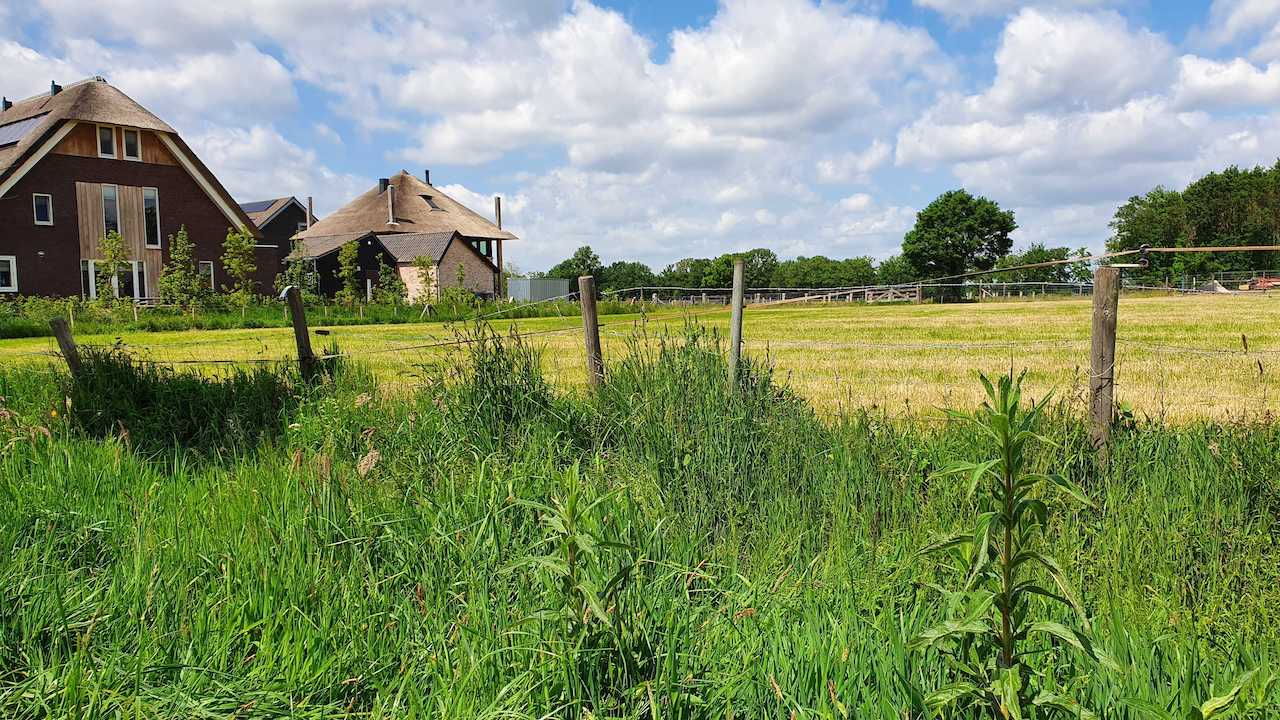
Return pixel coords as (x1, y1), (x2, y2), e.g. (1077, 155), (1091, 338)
(238, 199), (276, 213)
(0, 114), (48, 147)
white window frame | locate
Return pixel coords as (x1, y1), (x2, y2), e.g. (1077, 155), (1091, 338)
(142, 187), (161, 248)
(96, 124), (116, 159)
(198, 260), (215, 291)
(82, 259), (146, 300)
(33, 193), (53, 226)
(0, 255), (17, 293)
(121, 128), (141, 161)
(102, 183), (119, 237)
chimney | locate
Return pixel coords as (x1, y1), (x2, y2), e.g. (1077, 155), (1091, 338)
(387, 184), (397, 225)
(495, 196), (502, 230)
(424, 169), (430, 184)
(1, 97), (10, 112)
(378, 177), (389, 194)
(50, 81), (62, 96)
(306, 196), (314, 229)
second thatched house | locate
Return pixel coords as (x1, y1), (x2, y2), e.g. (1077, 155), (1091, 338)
(289, 170), (515, 300)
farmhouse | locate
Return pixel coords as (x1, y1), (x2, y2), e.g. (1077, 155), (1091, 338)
(290, 170), (514, 300)
(238, 196), (318, 291)
(0, 76), (265, 299)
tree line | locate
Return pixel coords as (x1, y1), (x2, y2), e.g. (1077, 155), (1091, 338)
(536, 189), (1085, 292)
(1108, 160), (1280, 283)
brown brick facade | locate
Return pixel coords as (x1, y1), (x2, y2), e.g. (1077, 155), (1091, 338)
(0, 152), (279, 297)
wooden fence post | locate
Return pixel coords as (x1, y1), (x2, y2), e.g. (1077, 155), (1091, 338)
(1089, 266), (1120, 456)
(283, 286), (316, 380)
(579, 276), (604, 388)
(729, 259), (745, 386)
(49, 317), (81, 377)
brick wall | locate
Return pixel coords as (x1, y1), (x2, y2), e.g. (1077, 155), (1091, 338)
(438, 238), (497, 297)
(0, 152), (277, 297)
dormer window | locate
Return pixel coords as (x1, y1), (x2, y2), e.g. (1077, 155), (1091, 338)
(122, 128), (141, 160)
(97, 125), (116, 158)
(421, 194), (442, 211)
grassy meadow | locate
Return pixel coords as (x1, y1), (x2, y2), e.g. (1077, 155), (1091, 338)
(0, 319), (1278, 717)
(1, 292), (1276, 421)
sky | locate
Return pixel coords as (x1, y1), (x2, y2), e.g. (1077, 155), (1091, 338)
(3, 0), (1279, 273)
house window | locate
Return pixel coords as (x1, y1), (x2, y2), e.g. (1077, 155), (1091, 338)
(143, 188), (161, 248)
(102, 184), (119, 235)
(421, 194), (441, 210)
(122, 128), (141, 160)
(477, 240), (490, 257)
(81, 259), (146, 299)
(33, 193), (53, 225)
(0, 256), (16, 292)
(297, 222), (308, 234)
(97, 125), (116, 158)
(198, 261), (215, 291)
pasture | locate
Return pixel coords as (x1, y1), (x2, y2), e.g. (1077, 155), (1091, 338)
(2, 292), (1276, 421)
(1, 297), (1278, 717)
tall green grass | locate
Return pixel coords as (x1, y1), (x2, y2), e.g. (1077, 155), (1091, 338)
(0, 327), (1277, 717)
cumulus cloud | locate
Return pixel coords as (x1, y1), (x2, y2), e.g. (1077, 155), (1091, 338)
(913, 0), (1114, 23)
(186, 126), (367, 216)
(817, 140), (892, 184)
(1173, 56), (1280, 108)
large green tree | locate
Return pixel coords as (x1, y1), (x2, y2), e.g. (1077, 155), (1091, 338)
(771, 255), (877, 288)
(658, 257), (712, 288)
(992, 243), (1086, 283)
(547, 246), (604, 284)
(599, 260), (656, 292)
(901, 189), (1017, 282)
(702, 248), (779, 287)
(875, 255), (915, 286)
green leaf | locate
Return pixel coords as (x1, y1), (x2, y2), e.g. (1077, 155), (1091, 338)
(1121, 699), (1175, 720)
(910, 619), (989, 650)
(967, 459), (1001, 498)
(918, 531), (971, 557)
(1027, 621), (1116, 670)
(1198, 669), (1258, 719)
(993, 666), (1023, 720)
(1041, 472), (1095, 508)
(1033, 688), (1098, 720)
(925, 683), (979, 710)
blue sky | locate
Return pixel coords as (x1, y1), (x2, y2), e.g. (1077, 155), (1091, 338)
(3, 0), (1279, 272)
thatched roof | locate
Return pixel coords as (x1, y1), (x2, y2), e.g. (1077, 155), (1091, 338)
(0, 76), (261, 237)
(294, 170), (517, 245)
(0, 76), (174, 182)
(289, 230), (497, 271)
(239, 196), (318, 230)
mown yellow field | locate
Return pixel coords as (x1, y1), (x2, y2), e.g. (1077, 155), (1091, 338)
(3, 293), (1277, 421)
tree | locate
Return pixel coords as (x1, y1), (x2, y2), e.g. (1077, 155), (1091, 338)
(221, 225), (258, 307)
(96, 229), (130, 304)
(1107, 187), (1186, 283)
(275, 240), (320, 301)
(993, 243), (1076, 283)
(599, 260), (656, 292)
(412, 255), (435, 302)
(336, 241), (360, 306)
(658, 257), (711, 288)
(703, 248), (778, 288)
(374, 254), (407, 305)
(901, 189), (1016, 282)
(547, 246), (603, 283)
(771, 255), (877, 288)
(875, 254), (915, 285)
(158, 225), (203, 307)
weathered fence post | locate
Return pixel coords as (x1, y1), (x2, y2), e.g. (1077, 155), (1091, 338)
(1089, 266), (1120, 457)
(49, 317), (81, 377)
(282, 286), (316, 380)
(729, 259), (745, 387)
(579, 276), (604, 388)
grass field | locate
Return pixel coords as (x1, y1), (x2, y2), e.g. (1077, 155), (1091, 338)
(1, 326), (1277, 717)
(2, 292), (1276, 421)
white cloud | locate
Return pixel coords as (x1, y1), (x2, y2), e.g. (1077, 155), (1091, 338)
(839, 193), (874, 212)
(1173, 56), (1280, 108)
(186, 125), (366, 216)
(817, 140), (891, 183)
(913, 0), (1114, 23)
(0, 39), (85, 99)
(968, 9), (1173, 117)
(313, 123), (343, 145)
(1201, 0), (1280, 47)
